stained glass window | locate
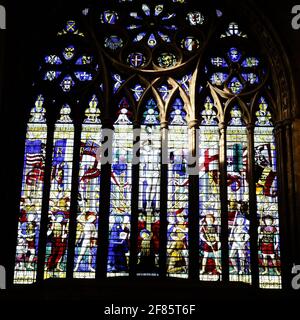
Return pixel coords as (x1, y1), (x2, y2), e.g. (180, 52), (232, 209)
(227, 106), (251, 284)
(137, 98), (160, 276)
(44, 104), (74, 279)
(255, 97), (281, 289)
(14, 0), (287, 290)
(14, 96), (47, 284)
(74, 96), (101, 279)
(199, 97), (222, 281)
(167, 98), (189, 278)
(107, 98), (133, 276)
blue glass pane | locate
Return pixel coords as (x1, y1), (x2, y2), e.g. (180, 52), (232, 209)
(228, 48), (241, 63)
(228, 77), (243, 94)
(100, 11), (119, 24)
(104, 36), (123, 50)
(74, 71), (93, 81)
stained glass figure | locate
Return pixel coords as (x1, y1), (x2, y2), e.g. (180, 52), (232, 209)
(137, 99), (160, 275)
(14, 95), (47, 284)
(84, 95), (101, 124)
(107, 98), (133, 276)
(44, 104), (74, 280)
(167, 99), (189, 278)
(227, 106), (251, 284)
(255, 97), (281, 289)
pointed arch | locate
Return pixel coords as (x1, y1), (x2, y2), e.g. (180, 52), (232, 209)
(166, 79), (192, 119)
(223, 98), (251, 125)
(114, 74), (151, 109)
(111, 89), (137, 123)
(250, 91), (278, 124)
(136, 90), (165, 125)
(165, 87), (192, 122)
